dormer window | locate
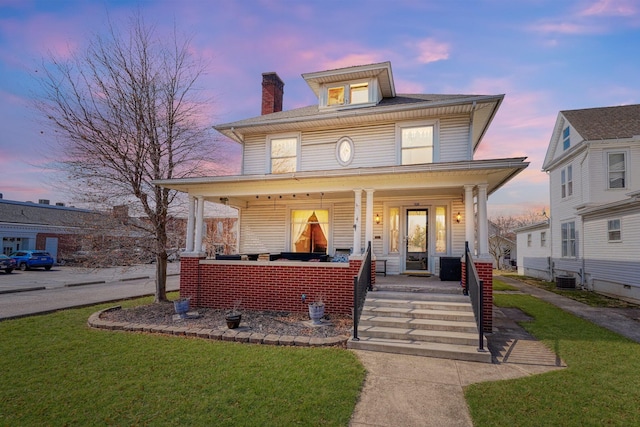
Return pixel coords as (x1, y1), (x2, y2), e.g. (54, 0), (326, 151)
(323, 81), (372, 108)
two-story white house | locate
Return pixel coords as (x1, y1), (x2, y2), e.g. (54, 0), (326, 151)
(154, 62), (528, 325)
(521, 104), (640, 302)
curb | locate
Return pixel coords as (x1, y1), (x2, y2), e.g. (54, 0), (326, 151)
(88, 306), (349, 348)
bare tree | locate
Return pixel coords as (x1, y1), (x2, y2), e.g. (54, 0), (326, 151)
(489, 208), (548, 270)
(36, 14), (219, 302)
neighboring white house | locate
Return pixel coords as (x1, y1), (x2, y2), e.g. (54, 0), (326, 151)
(156, 62), (528, 277)
(514, 220), (551, 280)
(518, 104), (640, 302)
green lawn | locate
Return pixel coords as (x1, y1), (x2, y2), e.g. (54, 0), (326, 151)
(466, 293), (640, 426)
(500, 273), (638, 308)
(492, 277), (518, 291)
(0, 297), (365, 426)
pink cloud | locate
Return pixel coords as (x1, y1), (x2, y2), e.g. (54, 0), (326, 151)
(580, 0), (637, 16)
(413, 38), (450, 64)
(528, 21), (603, 35)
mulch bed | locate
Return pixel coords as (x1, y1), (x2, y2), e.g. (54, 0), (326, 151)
(100, 301), (352, 338)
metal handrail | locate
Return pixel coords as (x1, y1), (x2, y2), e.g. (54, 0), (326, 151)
(465, 241), (485, 351)
(352, 241), (372, 341)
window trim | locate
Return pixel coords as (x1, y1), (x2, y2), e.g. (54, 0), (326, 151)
(540, 231), (547, 247)
(396, 120), (439, 165)
(560, 164), (573, 199)
(287, 207), (332, 253)
(562, 126), (570, 150)
(320, 78), (376, 109)
(561, 221), (576, 258)
(606, 150), (628, 190)
(527, 233), (532, 247)
(607, 218), (621, 242)
(335, 136), (355, 166)
(266, 133), (301, 174)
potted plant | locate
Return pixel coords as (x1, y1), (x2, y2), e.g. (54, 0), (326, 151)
(173, 297), (190, 318)
(225, 300), (242, 329)
(308, 295), (325, 325)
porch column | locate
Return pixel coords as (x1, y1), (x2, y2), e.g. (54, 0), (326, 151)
(477, 184), (489, 258)
(353, 189), (362, 255)
(185, 195), (196, 252)
(194, 196), (205, 254)
(464, 185), (475, 254)
(365, 189), (374, 254)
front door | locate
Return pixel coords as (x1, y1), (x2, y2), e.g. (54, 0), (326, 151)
(405, 209), (428, 271)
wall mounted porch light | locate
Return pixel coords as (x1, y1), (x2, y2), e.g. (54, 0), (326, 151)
(456, 212), (461, 223)
(375, 213), (381, 225)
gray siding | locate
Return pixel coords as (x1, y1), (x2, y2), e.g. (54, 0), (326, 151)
(585, 258), (640, 286)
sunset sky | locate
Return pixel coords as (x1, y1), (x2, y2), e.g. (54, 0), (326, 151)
(1, 0), (639, 216)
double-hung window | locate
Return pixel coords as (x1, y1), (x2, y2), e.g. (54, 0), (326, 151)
(269, 136), (298, 174)
(608, 219), (621, 242)
(562, 127), (570, 150)
(399, 123), (435, 165)
(541, 231), (547, 247)
(561, 165), (573, 198)
(607, 152), (626, 189)
(561, 221), (576, 257)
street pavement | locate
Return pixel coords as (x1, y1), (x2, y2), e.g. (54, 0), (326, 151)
(0, 263), (180, 320)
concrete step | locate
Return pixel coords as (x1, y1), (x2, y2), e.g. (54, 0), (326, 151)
(359, 315), (479, 333)
(365, 298), (472, 312)
(370, 290), (467, 302)
(348, 337), (491, 363)
(361, 306), (476, 322)
(357, 325), (485, 346)
(373, 285), (464, 295)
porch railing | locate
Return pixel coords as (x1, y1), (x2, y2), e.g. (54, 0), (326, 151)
(465, 241), (485, 351)
(352, 241), (372, 341)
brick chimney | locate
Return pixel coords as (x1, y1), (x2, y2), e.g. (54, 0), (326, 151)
(261, 72), (284, 115)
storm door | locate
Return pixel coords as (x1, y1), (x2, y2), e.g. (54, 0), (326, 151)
(405, 209), (428, 271)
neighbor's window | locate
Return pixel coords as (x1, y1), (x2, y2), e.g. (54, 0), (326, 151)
(435, 206), (446, 253)
(291, 210), (329, 254)
(608, 152), (626, 189)
(561, 165), (573, 198)
(541, 231), (547, 247)
(401, 125), (434, 165)
(608, 219), (621, 242)
(561, 221), (576, 257)
(270, 137), (297, 173)
(562, 126), (570, 150)
(389, 207), (400, 253)
(527, 234), (532, 247)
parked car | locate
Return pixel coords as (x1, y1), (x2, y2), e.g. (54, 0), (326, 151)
(10, 250), (55, 271)
(0, 254), (16, 273)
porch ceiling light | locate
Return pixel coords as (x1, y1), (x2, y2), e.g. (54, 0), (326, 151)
(456, 212), (461, 223)
(375, 213), (381, 225)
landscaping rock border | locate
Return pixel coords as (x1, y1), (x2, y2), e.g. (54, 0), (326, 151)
(88, 306), (349, 348)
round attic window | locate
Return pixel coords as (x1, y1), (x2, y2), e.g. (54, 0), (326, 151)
(336, 137), (354, 166)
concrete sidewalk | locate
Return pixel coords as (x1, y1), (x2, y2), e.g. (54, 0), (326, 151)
(349, 274), (640, 426)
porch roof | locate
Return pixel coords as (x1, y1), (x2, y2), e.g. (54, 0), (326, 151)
(154, 157), (528, 206)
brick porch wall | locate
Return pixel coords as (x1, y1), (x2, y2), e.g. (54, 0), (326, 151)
(461, 259), (493, 333)
(179, 257), (376, 315)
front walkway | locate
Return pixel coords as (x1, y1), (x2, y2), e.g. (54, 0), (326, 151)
(351, 273), (640, 426)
